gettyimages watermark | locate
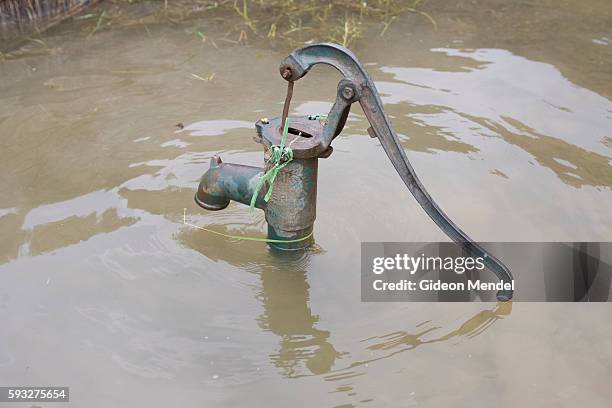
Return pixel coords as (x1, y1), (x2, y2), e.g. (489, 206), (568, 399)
(361, 242), (612, 302)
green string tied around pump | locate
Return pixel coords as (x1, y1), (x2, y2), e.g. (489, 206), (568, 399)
(183, 208), (313, 243)
(249, 117), (293, 210)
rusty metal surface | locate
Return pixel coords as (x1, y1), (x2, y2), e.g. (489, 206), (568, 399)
(255, 115), (326, 159)
(280, 77), (293, 130)
(267, 225), (314, 251)
(279, 43), (514, 300)
(264, 157), (318, 232)
(195, 155), (265, 210)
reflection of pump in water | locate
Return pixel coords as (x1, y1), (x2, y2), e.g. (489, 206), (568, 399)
(257, 265), (344, 377)
(194, 43), (513, 301)
(178, 227), (343, 377)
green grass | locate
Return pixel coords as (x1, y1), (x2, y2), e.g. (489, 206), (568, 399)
(86, 0), (435, 48)
(1, 0), (436, 54)
(226, 0), (435, 47)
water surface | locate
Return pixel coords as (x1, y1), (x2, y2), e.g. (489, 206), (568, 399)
(1, 1), (611, 406)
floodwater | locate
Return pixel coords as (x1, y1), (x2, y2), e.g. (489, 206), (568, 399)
(1, 1), (611, 407)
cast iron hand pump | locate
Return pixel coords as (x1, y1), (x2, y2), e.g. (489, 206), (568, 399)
(195, 43), (513, 301)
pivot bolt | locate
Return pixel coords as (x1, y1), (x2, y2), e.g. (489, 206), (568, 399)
(342, 86), (355, 100)
(281, 67), (292, 80)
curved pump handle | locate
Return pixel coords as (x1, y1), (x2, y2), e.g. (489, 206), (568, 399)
(280, 43), (513, 301)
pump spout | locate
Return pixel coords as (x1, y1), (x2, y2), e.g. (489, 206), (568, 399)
(195, 155), (266, 211)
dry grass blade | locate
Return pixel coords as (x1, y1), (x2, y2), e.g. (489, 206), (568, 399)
(1, 0), (436, 51)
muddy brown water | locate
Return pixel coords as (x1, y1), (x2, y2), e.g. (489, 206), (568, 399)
(1, 1), (611, 407)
